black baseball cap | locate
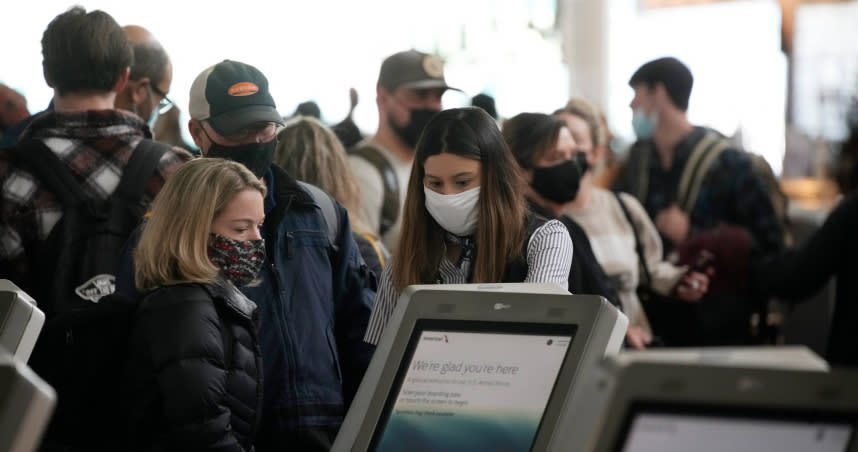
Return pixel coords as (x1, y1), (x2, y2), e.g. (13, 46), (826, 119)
(189, 60), (283, 135)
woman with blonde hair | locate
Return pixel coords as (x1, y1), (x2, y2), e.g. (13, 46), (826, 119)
(124, 158), (265, 451)
(554, 97), (710, 347)
(363, 107), (573, 345)
(275, 115), (390, 275)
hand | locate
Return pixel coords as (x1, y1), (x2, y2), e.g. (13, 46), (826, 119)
(625, 326), (652, 350)
(655, 204), (690, 246)
(674, 271), (710, 302)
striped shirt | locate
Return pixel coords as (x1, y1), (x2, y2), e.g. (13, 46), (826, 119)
(363, 219), (573, 345)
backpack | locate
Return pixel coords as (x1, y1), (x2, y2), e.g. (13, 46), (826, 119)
(12, 138), (169, 315)
(12, 138), (169, 450)
(29, 293), (137, 451)
(349, 144), (400, 236)
(631, 129), (791, 244)
(298, 181), (341, 252)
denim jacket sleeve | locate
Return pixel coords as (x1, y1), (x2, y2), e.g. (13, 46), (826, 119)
(330, 203), (377, 406)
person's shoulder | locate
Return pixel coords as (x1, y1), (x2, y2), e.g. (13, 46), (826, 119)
(615, 190), (644, 209)
(147, 140), (193, 165)
(0, 142), (42, 203)
(139, 283), (213, 312)
(533, 218), (572, 238)
(164, 144), (194, 161)
(697, 128), (746, 165)
(834, 194), (858, 221)
(349, 142), (396, 176)
(0, 146), (16, 180)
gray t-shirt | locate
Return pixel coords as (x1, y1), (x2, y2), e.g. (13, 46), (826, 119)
(348, 142), (413, 252)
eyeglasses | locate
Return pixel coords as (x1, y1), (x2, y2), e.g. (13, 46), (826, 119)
(148, 84), (174, 115)
(228, 122), (278, 143)
(203, 121), (279, 145)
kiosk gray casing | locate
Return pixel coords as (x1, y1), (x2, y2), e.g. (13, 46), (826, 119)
(583, 353), (858, 452)
(0, 280), (45, 363)
(0, 350), (56, 452)
(332, 283), (628, 452)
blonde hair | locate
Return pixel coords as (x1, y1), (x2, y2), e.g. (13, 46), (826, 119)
(134, 158), (267, 291)
(274, 116), (373, 236)
(556, 97), (606, 148)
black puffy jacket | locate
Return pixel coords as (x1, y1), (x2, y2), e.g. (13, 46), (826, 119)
(122, 281), (263, 451)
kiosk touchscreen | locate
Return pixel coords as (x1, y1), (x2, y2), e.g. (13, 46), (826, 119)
(332, 283), (628, 452)
(0, 280), (45, 363)
(0, 350), (56, 452)
(587, 360), (858, 452)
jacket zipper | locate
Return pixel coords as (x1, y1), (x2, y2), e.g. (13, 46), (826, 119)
(267, 195), (301, 421)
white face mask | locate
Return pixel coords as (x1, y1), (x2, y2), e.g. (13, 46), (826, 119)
(423, 185), (480, 236)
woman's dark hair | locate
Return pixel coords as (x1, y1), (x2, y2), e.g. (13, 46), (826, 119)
(502, 112), (566, 170)
(393, 107), (528, 291)
(41, 7), (133, 95)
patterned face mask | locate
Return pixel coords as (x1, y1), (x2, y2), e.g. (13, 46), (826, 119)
(207, 234), (266, 287)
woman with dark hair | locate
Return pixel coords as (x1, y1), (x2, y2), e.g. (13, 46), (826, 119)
(363, 107), (573, 344)
(501, 112), (622, 309)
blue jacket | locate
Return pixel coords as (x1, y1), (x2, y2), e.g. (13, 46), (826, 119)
(116, 164), (376, 452)
(250, 165), (376, 451)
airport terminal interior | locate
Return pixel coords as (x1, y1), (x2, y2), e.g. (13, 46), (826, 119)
(2, 0), (858, 451)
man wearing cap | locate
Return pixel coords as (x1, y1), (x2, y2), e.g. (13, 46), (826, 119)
(349, 49), (459, 252)
(115, 25), (174, 131)
(187, 59), (377, 451)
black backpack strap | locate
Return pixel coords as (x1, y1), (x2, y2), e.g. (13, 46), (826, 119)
(115, 138), (169, 204)
(614, 191), (652, 288)
(12, 139), (92, 207)
(349, 144), (400, 236)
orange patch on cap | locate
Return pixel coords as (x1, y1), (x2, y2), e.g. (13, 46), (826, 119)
(228, 82), (259, 97)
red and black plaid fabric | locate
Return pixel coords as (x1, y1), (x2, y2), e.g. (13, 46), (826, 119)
(0, 109), (191, 276)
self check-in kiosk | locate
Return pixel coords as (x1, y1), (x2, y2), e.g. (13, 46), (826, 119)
(0, 350), (56, 452)
(332, 283), (628, 452)
(580, 348), (858, 452)
(0, 280), (45, 363)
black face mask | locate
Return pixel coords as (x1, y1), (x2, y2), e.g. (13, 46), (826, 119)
(390, 108), (439, 149)
(207, 139), (276, 178)
(531, 152), (590, 204)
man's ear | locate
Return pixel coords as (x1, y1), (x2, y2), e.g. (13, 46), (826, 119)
(653, 82), (672, 107)
(188, 119), (207, 153)
(377, 85), (394, 110)
(43, 64), (54, 88)
(112, 67), (131, 94)
(129, 77), (150, 105)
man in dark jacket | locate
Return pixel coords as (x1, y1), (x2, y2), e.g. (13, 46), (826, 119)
(186, 60), (376, 451)
(613, 57), (784, 345)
